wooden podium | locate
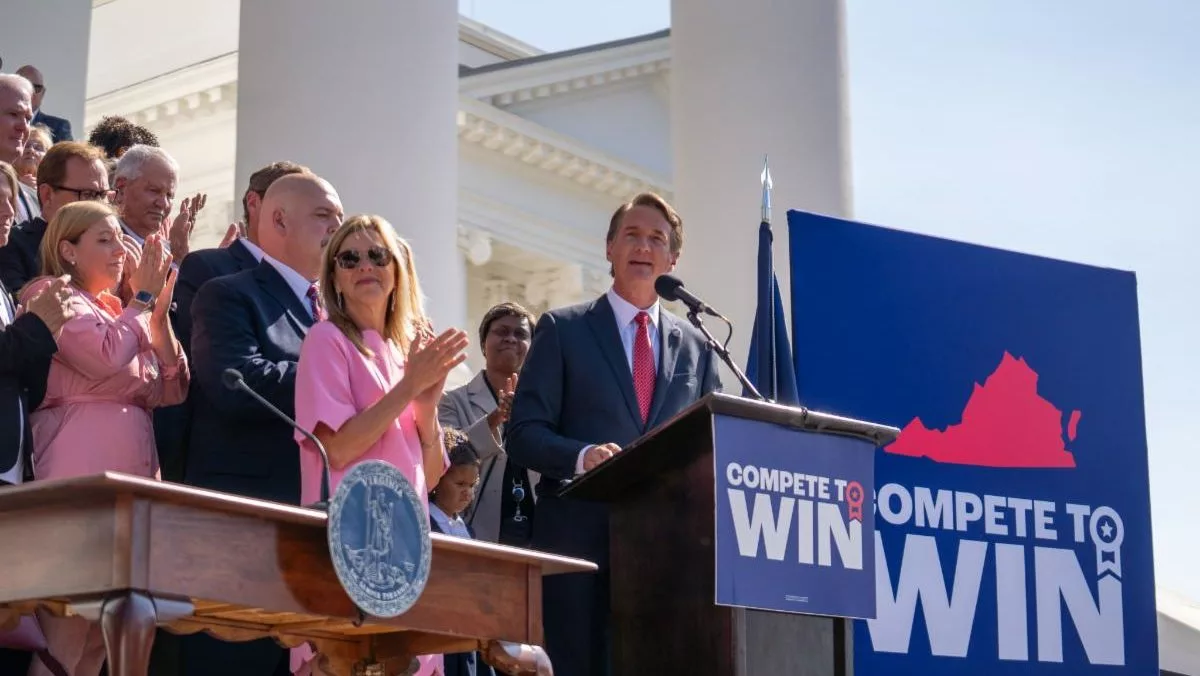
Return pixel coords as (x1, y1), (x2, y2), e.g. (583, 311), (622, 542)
(0, 473), (596, 675)
(563, 393), (898, 676)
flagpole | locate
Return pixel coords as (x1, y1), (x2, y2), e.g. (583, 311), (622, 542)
(759, 156), (777, 399)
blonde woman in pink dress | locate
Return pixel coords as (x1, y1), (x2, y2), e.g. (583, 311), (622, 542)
(292, 214), (469, 676)
(17, 200), (186, 676)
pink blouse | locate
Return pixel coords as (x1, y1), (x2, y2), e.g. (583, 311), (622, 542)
(292, 321), (447, 676)
(19, 278), (188, 480)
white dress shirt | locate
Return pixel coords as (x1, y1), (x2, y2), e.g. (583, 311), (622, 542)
(239, 238), (266, 262)
(0, 291), (24, 485)
(262, 252), (317, 319)
(574, 287), (662, 475)
(429, 502), (473, 540)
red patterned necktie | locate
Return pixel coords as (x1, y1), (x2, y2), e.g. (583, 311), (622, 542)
(306, 283), (325, 322)
(633, 311), (656, 424)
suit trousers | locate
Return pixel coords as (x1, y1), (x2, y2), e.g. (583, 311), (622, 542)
(542, 569), (610, 676)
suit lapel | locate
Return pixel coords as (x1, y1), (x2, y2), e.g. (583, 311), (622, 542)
(252, 262), (313, 334)
(230, 239), (259, 271)
(585, 295), (643, 428)
(648, 312), (682, 426)
(466, 372), (496, 417)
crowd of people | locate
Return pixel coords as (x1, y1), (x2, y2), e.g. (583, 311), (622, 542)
(0, 62), (721, 676)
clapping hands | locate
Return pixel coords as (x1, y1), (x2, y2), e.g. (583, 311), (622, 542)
(24, 275), (77, 336)
(405, 326), (470, 408)
(486, 373), (518, 432)
(161, 193), (207, 259)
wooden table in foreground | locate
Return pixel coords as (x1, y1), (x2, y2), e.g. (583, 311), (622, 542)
(0, 472), (596, 675)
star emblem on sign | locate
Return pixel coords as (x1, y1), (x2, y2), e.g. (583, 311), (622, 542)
(1098, 518), (1116, 541)
(1088, 506), (1125, 579)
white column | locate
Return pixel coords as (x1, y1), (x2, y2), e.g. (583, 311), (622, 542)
(670, 0), (851, 377)
(0, 1), (92, 135)
(235, 0), (465, 334)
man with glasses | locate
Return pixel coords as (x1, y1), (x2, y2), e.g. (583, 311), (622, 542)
(14, 66), (72, 143)
(0, 141), (108, 293)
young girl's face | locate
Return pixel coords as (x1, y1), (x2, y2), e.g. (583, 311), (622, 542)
(434, 464), (479, 517)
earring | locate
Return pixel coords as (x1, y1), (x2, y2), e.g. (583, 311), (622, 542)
(337, 292), (344, 309)
(389, 292), (396, 312)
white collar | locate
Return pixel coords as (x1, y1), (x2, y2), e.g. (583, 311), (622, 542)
(429, 502), (464, 529)
(239, 238), (266, 262)
(606, 286), (660, 330)
(261, 252), (314, 305)
(119, 219), (145, 247)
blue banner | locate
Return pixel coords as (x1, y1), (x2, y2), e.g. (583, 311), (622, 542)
(713, 414), (877, 618)
(787, 210), (1157, 674)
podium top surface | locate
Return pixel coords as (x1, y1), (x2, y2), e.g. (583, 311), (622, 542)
(0, 471), (595, 576)
(563, 393), (898, 501)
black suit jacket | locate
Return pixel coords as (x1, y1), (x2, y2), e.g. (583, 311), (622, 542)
(185, 260), (312, 504)
(0, 284), (56, 480)
(506, 293), (722, 564)
(32, 111), (72, 143)
(154, 239), (260, 482)
(0, 217), (47, 296)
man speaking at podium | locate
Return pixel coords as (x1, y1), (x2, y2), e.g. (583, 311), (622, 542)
(507, 192), (721, 676)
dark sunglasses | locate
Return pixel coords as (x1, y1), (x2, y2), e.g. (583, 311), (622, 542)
(334, 246), (393, 270)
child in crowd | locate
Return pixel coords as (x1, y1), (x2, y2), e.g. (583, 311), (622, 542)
(429, 429), (495, 676)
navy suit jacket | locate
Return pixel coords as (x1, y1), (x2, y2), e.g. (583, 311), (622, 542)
(506, 293), (721, 564)
(32, 111), (72, 143)
(0, 285), (55, 480)
(185, 260), (312, 504)
(154, 239), (260, 482)
(0, 217), (47, 296)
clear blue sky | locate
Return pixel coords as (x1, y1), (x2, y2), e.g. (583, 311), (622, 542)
(461, 0), (1199, 601)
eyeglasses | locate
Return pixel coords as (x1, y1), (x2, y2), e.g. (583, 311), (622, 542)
(489, 325), (531, 341)
(31, 84), (45, 94)
(334, 246), (393, 270)
(52, 186), (112, 203)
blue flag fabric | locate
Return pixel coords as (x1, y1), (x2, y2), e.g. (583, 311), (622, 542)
(744, 220), (800, 404)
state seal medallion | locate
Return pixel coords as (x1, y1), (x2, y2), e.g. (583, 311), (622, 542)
(327, 460), (432, 618)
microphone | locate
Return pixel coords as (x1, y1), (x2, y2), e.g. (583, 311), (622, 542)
(654, 274), (723, 319)
(652, 275), (765, 402)
(221, 368), (333, 510)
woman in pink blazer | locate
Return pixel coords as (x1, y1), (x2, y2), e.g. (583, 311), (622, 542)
(18, 200), (186, 676)
(291, 214), (469, 676)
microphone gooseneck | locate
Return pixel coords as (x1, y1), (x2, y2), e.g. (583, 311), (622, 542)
(652, 277), (765, 402)
(221, 368), (333, 510)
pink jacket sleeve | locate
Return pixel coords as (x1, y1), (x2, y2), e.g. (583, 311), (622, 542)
(295, 324), (358, 459)
(135, 352), (191, 409)
(22, 281), (152, 381)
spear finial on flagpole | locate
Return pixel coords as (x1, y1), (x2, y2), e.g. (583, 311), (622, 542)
(760, 154), (773, 225)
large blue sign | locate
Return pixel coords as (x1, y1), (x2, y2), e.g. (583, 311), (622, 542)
(787, 210), (1158, 674)
(713, 414), (877, 619)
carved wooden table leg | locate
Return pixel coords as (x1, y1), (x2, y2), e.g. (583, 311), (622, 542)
(99, 591), (157, 676)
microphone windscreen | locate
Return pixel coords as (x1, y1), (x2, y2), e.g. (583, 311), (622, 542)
(654, 274), (684, 301)
(221, 368), (244, 391)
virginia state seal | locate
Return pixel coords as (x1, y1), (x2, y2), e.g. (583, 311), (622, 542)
(327, 460), (432, 618)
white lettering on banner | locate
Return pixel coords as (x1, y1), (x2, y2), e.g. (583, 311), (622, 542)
(868, 483), (1127, 666)
(727, 489), (793, 561)
(725, 484), (863, 570)
(915, 487), (954, 530)
(819, 502), (862, 569)
(869, 533), (986, 657)
(1034, 547), (1124, 665)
